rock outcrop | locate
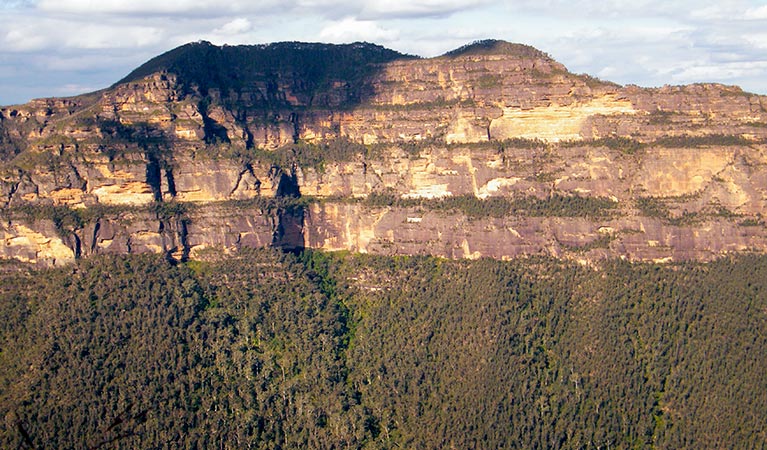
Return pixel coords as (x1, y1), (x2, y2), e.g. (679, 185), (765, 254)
(1, 39), (766, 265)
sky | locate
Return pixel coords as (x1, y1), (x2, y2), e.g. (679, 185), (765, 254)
(1, 0), (767, 106)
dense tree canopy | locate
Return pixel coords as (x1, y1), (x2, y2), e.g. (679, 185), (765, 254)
(1, 251), (765, 449)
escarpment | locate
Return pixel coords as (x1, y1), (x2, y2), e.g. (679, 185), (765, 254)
(2, 39), (767, 265)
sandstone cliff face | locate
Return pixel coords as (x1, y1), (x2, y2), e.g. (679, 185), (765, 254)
(304, 203), (767, 263)
(1, 221), (75, 265)
(1, 40), (766, 265)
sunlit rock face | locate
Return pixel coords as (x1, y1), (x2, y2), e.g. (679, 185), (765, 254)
(1, 39), (766, 265)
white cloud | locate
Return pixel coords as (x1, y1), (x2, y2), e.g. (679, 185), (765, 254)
(319, 17), (399, 42)
(744, 5), (767, 20)
(358, 0), (492, 19)
(64, 25), (164, 49)
(39, 0), (207, 14)
(689, 5), (732, 21)
(3, 28), (51, 52)
(36, 0), (285, 16)
(214, 18), (253, 35)
(0, 15), (166, 52)
(670, 60), (767, 83)
(743, 32), (767, 48)
(597, 66), (618, 78)
(688, 1), (767, 22)
(503, 0), (683, 18)
(294, 0), (493, 20)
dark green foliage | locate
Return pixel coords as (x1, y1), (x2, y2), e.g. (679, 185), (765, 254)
(338, 254), (767, 449)
(499, 137), (549, 150)
(636, 196), (671, 219)
(368, 97), (477, 112)
(652, 134), (756, 148)
(361, 192), (619, 219)
(149, 200), (190, 221)
(0, 121), (23, 161)
(434, 194), (525, 218)
(442, 39), (550, 59)
(220, 196), (311, 216)
(635, 196), (709, 225)
(573, 136), (644, 154)
(2, 252), (766, 449)
(477, 74), (503, 88)
(247, 139), (369, 170)
(97, 119), (170, 148)
(562, 134), (754, 155)
(0, 251), (359, 448)
(647, 110), (678, 125)
(560, 232), (615, 252)
(738, 217), (765, 227)
(506, 193), (618, 218)
(361, 190), (400, 208)
(116, 41), (413, 108)
(6, 203), (178, 232)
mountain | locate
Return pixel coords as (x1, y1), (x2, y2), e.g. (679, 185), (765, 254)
(1, 39), (767, 265)
(2, 41), (767, 449)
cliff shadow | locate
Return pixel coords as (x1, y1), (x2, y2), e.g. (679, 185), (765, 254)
(270, 165), (305, 253)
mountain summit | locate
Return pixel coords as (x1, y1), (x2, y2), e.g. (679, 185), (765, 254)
(116, 41), (413, 105)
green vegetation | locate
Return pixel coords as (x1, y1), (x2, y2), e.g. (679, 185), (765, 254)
(1, 251), (766, 448)
(7, 202), (177, 228)
(477, 74), (503, 89)
(2, 191), (618, 239)
(560, 232), (615, 252)
(498, 137), (549, 150)
(232, 133), (755, 177)
(96, 119), (170, 147)
(369, 97), (477, 112)
(570, 136), (645, 154)
(360, 192), (619, 219)
(652, 134), (755, 148)
(149, 200), (190, 221)
(116, 41), (413, 109)
(572, 72), (620, 89)
(738, 217), (765, 227)
(442, 39), (551, 60)
(6, 203), (127, 238)
(647, 110), (678, 125)
(633, 196), (747, 226)
(0, 123), (23, 161)
(635, 196), (704, 226)
(636, 196), (671, 219)
(220, 196), (312, 215)
(246, 139), (370, 170)
(9, 148), (72, 175)
(565, 134), (758, 153)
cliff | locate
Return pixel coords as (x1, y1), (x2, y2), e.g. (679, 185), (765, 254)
(1, 39), (766, 265)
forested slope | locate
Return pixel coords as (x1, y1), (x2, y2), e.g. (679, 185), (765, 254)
(1, 251), (766, 448)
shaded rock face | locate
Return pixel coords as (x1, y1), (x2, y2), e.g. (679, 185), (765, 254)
(270, 165), (305, 253)
(1, 39), (767, 265)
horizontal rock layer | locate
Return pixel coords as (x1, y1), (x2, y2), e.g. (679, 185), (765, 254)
(4, 201), (767, 266)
